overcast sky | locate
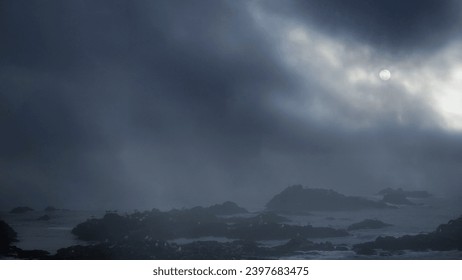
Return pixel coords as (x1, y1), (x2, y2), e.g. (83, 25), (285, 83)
(1, 0), (462, 210)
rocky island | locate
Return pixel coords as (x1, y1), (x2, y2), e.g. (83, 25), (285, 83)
(353, 216), (462, 255)
(266, 185), (389, 214)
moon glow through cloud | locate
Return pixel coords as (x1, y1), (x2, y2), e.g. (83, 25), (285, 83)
(379, 69), (391, 81)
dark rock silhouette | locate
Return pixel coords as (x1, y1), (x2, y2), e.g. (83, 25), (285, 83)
(7, 247), (50, 259)
(52, 237), (349, 260)
(271, 237), (348, 255)
(381, 193), (414, 205)
(353, 246), (377, 256)
(9, 206), (34, 214)
(72, 212), (142, 242)
(226, 212), (290, 224)
(72, 207), (348, 243)
(0, 219), (18, 254)
(353, 216), (462, 255)
(377, 188), (432, 198)
(1, 219), (50, 259)
(177, 240), (265, 259)
(53, 240), (266, 260)
(378, 187), (433, 205)
(228, 222), (348, 240)
(37, 215), (51, 221)
(206, 201), (248, 215)
(347, 219), (392, 231)
(266, 185), (388, 214)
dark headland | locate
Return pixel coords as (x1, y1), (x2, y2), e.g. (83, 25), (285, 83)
(266, 185), (388, 214)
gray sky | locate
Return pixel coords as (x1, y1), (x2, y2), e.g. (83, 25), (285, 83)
(1, 0), (462, 210)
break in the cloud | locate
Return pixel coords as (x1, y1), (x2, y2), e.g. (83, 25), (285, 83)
(1, 0), (461, 210)
(252, 3), (462, 131)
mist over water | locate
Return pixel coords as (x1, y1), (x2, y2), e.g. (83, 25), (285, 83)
(1, 1), (462, 259)
(2, 192), (462, 259)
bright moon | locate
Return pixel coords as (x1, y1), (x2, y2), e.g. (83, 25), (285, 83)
(379, 69), (391, 81)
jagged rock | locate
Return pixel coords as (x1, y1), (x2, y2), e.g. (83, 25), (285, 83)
(9, 206), (34, 214)
(1, 219), (50, 259)
(228, 223), (349, 240)
(51, 236), (351, 260)
(7, 247), (50, 259)
(354, 247), (376, 256)
(37, 215), (51, 221)
(271, 237), (344, 255)
(227, 212), (290, 225)
(254, 212), (290, 223)
(206, 201), (248, 215)
(176, 201), (248, 217)
(179, 240), (263, 260)
(378, 187), (432, 205)
(266, 185), (388, 214)
(377, 188), (432, 198)
(0, 220), (18, 254)
(72, 213), (142, 242)
(347, 219), (392, 231)
(72, 207), (348, 243)
(381, 193), (413, 205)
(54, 244), (128, 260)
(353, 216), (462, 255)
(52, 239), (265, 260)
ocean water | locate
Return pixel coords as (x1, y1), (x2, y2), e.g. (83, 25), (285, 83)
(1, 195), (461, 259)
(0, 210), (105, 254)
(278, 195), (462, 259)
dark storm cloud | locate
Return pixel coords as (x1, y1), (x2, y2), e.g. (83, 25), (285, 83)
(1, 0), (462, 210)
(265, 0), (462, 52)
(0, 0), (295, 209)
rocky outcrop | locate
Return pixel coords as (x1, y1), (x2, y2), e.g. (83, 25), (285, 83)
(381, 193), (414, 205)
(266, 185), (388, 214)
(0, 219), (18, 253)
(53, 240), (263, 260)
(353, 216), (462, 255)
(271, 237), (348, 255)
(7, 247), (50, 259)
(72, 207), (348, 243)
(347, 219), (392, 231)
(227, 223), (348, 240)
(377, 188), (432, 198)
(72, 212), (142, 242)
(52, 237), (348, 260)
(206, 201), (248, 215)
(378, 188), (433, 205)
(226, 212), (290, 224)
(0, 219), (49, 259)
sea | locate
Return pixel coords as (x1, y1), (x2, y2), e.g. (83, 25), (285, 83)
(1, 195), (462, 259)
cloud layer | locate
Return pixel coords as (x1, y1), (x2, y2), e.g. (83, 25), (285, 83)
(1, 0), (461, 210)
